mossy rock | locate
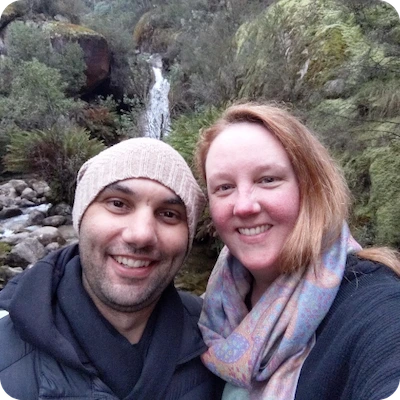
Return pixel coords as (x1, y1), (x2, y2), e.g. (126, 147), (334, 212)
(42, 21), (103, 39)
(0, 2), (21, 30)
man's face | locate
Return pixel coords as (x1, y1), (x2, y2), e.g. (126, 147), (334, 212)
(79, 178), (188, 314)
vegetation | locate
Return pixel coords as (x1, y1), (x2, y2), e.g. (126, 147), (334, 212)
(4, 125), (105, 204)
(0, 0), (399, 255)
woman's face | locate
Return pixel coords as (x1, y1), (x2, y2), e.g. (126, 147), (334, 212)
(205, 122), (300, 285)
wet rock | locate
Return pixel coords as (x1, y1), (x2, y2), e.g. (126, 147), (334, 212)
(0, 206), (23, 220)
(6, 237), (46, 268)
(49, 202), (72, 216)
(26, 210), (46, 226)
(0, 265), (23, 280)
(31, 226), (66, 247)
(42, 215), (66, 227)
(0, 232), (30, 246)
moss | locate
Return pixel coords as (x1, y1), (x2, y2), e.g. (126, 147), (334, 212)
(43, 22), (104, 39)
(0, 242), (11, 258)
(368, 146), (400, 246)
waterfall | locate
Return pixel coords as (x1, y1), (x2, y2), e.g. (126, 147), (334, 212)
(144, 55), (171, 140)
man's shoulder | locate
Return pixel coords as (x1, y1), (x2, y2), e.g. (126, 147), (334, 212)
(178, 290), (203, 318)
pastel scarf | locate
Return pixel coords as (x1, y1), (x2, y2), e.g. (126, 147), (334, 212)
(199, 224), (361, 399)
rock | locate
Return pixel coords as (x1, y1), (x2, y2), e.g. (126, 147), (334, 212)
(30, 226), (66, 246)
(0, 206), (23, 220)
(58, 225), (78, 243)
(0, 232), (30, 246)
(21, 187), (38, 202)
(49, 202), (72, 216)
(30, 180), (51, 197)
(54, 14), (71, 23)
(6, 237), (46, 268)
(323, 79), (346, 99)
(0, 3), (20, 31)
(42, 215), (66, 227)
(46, 242), (61, 253)
(0, 194), (14, 208)
(18, 198), (36, 207)
(26, 210), (46, 226)
(9, 179), (29, 195)
(0, 265), (23, 280)
(0, 183), (17, 198)
(44, 21), (111, 92)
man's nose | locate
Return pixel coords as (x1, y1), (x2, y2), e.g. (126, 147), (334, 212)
(121, 209), (158, 248)
(233, 190), (261, 217)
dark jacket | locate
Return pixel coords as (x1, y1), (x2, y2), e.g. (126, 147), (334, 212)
(0, 245), (223, 400)
(296, 254), (400, 400)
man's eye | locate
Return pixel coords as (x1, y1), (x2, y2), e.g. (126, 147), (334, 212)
(111, 200), (125, 208)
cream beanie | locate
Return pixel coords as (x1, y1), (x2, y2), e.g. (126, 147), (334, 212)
(72, 138), (206, 251)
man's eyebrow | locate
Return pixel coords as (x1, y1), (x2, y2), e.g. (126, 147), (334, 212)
(103, 182), (134, 195)
(102, 182), (184, 206)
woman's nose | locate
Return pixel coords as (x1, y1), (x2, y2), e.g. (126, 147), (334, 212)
(121, 209), (158, 248)
(233, 191), (261, 217)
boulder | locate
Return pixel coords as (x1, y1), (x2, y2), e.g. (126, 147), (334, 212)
(6, 237), (46, 268)
(42, 215), (66, 227)
(44, 21), (111, 92)
(30, 180), (51, 197)
(21, 187), (37, 202)
(323, 79), (346, 99)
(49, 202), (72, 216)
(58, 225), (78, 244)
(30, 226), (66, 246)
(26, 210), (46, 226)
(0, 3), (20, 31)
(8, 179), (29, 194)
(0, 232), (30, 246)
(0, 206), (23, 220)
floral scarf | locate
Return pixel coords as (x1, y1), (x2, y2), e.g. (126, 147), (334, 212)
(199, 224), (361, 399)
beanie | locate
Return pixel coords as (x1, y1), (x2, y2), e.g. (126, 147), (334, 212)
(72, 138), (206, 252)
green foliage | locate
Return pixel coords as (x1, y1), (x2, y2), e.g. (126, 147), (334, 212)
(5, 21), (52, 64)
(74, 104), (121, 146)
(50, 41), (86, 95)
(18, 0), (88, 23)
(4, 125), (106, 204)
(3, 59), (78, 130)
(166, 107), (221, 169)
(356, 79), (400, 119)
(5, 21), (87, 95)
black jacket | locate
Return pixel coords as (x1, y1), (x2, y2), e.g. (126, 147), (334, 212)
(0, 244), (223, 400)
(296, 255), (400, 400)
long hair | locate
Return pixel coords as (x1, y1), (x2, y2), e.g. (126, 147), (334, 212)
(195, 102), (400, 274)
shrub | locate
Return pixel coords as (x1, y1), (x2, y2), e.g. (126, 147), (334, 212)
(5, 59), (79, 130)
(3, 125), (106, 204)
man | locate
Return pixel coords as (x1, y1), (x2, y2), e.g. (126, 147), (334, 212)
(0, 138), (223, 399)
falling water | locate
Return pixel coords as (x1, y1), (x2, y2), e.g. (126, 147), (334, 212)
(144, 55), (170, 140)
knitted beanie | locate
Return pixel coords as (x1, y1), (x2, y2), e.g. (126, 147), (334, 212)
(72, 137), (206, 251)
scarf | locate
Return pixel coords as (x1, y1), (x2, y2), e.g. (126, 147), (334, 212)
(199, 224), (361, 399)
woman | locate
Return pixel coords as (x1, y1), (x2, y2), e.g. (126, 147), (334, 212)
(195, 103), (400, 400)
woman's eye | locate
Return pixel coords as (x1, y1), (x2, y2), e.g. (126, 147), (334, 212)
(260, 176), (276, 184)
(217, 184), (233, 192)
